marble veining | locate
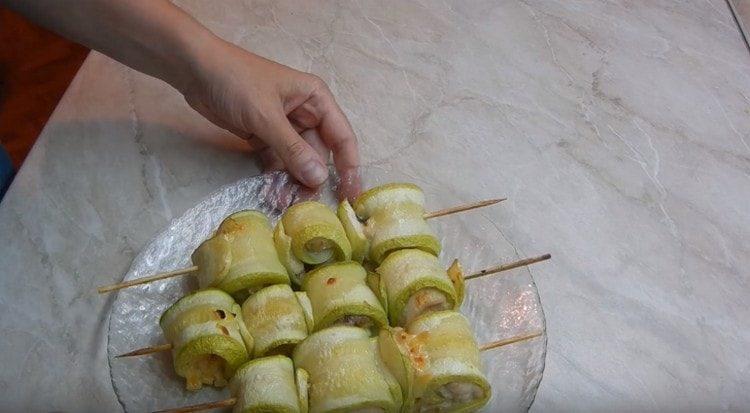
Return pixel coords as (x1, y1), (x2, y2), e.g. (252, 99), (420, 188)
(0, 0), (749, 411)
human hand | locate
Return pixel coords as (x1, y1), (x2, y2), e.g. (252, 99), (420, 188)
(180, 39), (361, 200)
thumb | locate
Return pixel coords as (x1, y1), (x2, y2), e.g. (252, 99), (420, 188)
(259, 114), (328, 187)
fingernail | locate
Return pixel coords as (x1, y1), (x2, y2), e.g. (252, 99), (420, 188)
(301, 161), (328, 187)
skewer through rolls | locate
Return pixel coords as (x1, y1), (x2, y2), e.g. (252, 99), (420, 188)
(152, 285), (313, 391)
(293, 326), (402, 413)
(192, 210), (290, 302)
(339, 183), (441, 264)
(158, 289), (252, 390)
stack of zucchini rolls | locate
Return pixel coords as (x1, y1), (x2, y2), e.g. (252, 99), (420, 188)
(152, 183), (493, 412)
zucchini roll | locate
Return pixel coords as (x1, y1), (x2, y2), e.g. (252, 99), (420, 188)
(275, 201), (352, 284)
(191, 210), (290, 301)
(159, 289), (252, 391)
(345, 183), (440, 264)
(376, 249), (460, 327)
(229, 356), (308, 413)
(293, 326), (402, 413)
(407, 311), (490, 412)
(303, 261), (388, 332)
(240, 284), (312, 357)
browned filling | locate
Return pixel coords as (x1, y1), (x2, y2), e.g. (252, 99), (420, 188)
(393, 327), (430, 373)
(184, 354), (227, 391)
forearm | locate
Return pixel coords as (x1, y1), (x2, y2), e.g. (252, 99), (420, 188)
(2, 0), (215, 90)
(4, 0), (360, 192)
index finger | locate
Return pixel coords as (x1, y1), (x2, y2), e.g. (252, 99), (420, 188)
(312, 88), (361, 201)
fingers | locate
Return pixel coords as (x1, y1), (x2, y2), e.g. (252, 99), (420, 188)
(187, 96), (270, 153)
(314, 90), (361, 200)
(335, 167), (362, 202)
(301, 129), (331, 165)
(259, 147), (284, 171)
(311, 86), (359, 171)
(245, 136), (267, 152)
(260, 129), (330, 207)
(258, 114), (328, 188)
(289, 79), (361, 200)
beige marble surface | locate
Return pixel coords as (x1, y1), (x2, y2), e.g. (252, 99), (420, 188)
(1, 0), (749, 411)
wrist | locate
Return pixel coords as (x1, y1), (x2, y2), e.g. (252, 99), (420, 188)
(159, 7), (224, 93)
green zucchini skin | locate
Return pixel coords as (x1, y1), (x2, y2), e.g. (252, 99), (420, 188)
(407, 311), (491, 412)
(337, 199), (370, 263)
(351, 183), (440, 264)
(302, 261), (388, 332)
(240, 284), (309, 358)
(230, 355), (303, 413)
(377, 327), (416, 413)
(192, 210), (290, 299)
(160, 290), (250, 390)
(376, 249), (457, 327)
(278, 201), (352, 265)
(293, 326), (401, 413)
(274, 221), (305, 285)
(159, 288), (237, 342)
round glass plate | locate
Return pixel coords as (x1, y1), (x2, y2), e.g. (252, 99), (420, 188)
(107, 169), (547, 412)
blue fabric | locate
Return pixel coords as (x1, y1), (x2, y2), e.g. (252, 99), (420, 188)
(0, 145), (13, 201)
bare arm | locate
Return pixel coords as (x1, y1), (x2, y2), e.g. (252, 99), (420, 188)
(3, 0), (360, 197)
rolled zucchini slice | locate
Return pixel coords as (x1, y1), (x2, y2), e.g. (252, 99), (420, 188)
(159, 289), (238, 344)
(303, 261), (388, 332)
(377, 327), (424, 413)
(192, 210), (290, 300)
(229, 355), (302, 413)
(278, 201), (352, 265)
(241, 284), (308, 357)
(168, 316), (250, 390)
(376, 249), (456, 327)
(407, 311), (491, 412)
(337, 199), (370, 262)
(295, 292), (314, 333)
(296, 368), (310, 413)
(447, 259), (466, 308)
(352, 183), (440, 264)
(274, 221), (305, 286)
(353, 183), (425, 220)
(366, 270), (388, 313)
(292, 326), (401, 413)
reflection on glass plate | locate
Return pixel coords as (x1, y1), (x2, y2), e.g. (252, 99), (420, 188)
(107, 169), (547, 412)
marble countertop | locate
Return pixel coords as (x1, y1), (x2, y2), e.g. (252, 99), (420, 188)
(1, 1), (749, 411)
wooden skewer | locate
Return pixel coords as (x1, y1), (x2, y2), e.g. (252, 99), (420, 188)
(152, 397), (238, 413)
(116, 253), (551, 358)
(97, 266), (199, 294)
(423, 198), (505, 219)
(97, 198), (504, 294)
(479, 331), (543, 351)
(115, 343), (173, 358)
(152, 330), (542, 413)
(464, 254), (551, 281)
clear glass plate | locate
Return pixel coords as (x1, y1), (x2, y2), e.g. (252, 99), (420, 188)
(107, 169), (547, 412)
